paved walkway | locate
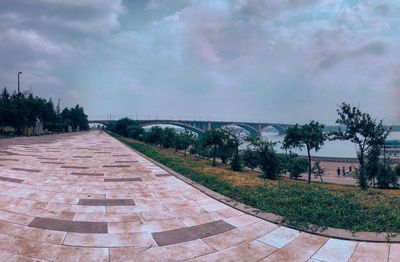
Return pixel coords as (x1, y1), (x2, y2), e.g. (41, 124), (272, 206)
(0, 131), (398, 261)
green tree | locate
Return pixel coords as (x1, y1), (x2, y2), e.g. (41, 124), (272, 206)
(203, 129), (229, 166)
(333, 103), (390, 190)
(250, 138), (280, 179)
(127, 124), (145, 140)
(161, 127), (177, 149)
(287, 157), (308, 179)
(175, 130), (195, 155)
(283, 121), (326, 184)
(365, 144), (381, 186)
(242, 149), (259, 170)
(144, 126), (164, 146)
(312, 161), (325, 182)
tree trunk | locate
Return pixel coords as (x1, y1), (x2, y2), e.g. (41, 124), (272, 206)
(212, 145), (216, 166)
(307, 145), (311, 184)
(358, 149), (367, 190)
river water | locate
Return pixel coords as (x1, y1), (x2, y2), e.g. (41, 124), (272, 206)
(262, 131), (400, 158)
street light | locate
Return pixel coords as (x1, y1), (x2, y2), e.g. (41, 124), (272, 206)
(17, 72), (22, 95)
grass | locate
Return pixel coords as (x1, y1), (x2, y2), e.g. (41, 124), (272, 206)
(115, 134), (400, 233)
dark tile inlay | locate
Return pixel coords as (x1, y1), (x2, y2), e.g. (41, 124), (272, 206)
(155, 174), (172, 177)
(41, 162), (66, 165)
(152, 220), (236, 246)
(28, 217), (108, 234)
(61, 166), (90, 169)
(0, 176), (24, 183)
(104, 178), (142, 182)
(70, 172), (104, 176)
(11, 167), (40, 173)
(115, 160), (138, 163)
(78, 199), (135, 206)
(103, 165), (131, 168)
(73, 156), (93, 158)
(113, 154), (131, 157)
(37, 157), (58, 160)
(0, 158), (19, 161)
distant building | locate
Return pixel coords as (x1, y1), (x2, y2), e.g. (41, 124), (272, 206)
(383, 140), (400, 159)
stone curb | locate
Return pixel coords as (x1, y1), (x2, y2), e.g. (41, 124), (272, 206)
(110, 134), (400, 243)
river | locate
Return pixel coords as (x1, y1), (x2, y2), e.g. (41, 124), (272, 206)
(262, 131), (400, 158)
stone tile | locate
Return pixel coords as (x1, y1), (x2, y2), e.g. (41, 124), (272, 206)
(64, 232), (155, 248)
(152, 220), (236, 246)
(110, 239), (214, 262)
(2, 237), (61, 261)
(192, 240), (276, 262)
(78, 199), (135, 206)
(54, 246), (109, 262)
(108, 219), (184, 234)
(0, 176), (24, 183)
(311, 238), (358, 262)
(11, 168), (40, 173)
(104, 178), (142, 182)
(28, 217), (108, 234)
(257, 227), (301, 248)
(61, 166), (89, 169)
(70, 172), (104, 176)
(389, 244), (400, 262)
(223, 214), (261, 228)
(259, 233), (328, 262)
(203, 220), (278, 250)
(349, 242), (389, 262)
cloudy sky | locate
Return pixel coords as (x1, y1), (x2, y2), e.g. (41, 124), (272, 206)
(0, 0), (399, 124)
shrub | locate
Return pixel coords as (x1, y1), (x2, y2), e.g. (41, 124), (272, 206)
(242, 149), (259, 170)
(288, 157), (308, 179)
(230, 154), (244, 171)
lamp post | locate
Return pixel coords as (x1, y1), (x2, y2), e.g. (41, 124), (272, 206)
(17, 72), (22, 95)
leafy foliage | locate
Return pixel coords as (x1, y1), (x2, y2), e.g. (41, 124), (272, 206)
(332, 103), (390, 190)
(283, 121), (326, 183)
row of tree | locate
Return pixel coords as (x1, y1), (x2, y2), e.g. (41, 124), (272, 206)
(0, 87), (89, 135)
(108, 103), (400, 190)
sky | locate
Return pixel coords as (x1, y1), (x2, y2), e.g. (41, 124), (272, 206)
(0, 0), (399, 125)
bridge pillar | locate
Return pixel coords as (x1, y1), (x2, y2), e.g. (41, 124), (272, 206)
(207, 122), (211, 131)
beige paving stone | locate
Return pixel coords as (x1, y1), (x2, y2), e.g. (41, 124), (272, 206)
(259, 233), (328, 262)
(349, 242), (389, 262)
(54, 246), (109, 262)
(64, 232), (156, 248)
(110, 239), (214, 262)
(190, 240), (277, 262)
(203, 220), (278, 250)
(223, 214), (261, 228)
(311, 238), (358, 262)
(389, 244), (400, 262)
(108, 219), (185, 234)
(257, 227), (301, 248)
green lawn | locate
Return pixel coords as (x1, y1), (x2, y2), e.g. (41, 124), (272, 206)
(114, 134), (400, 234)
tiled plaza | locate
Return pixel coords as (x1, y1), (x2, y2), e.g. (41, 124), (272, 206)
(0, 131), (398, 261)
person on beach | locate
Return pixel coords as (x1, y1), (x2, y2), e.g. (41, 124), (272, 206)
(337, 167), (340, 176)
(349, 166), (352, 173)
(342, 166), (346, 176)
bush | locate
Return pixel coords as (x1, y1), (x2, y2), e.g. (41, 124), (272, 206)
(127, 124), (145, 140)
(288, 157), (308, 179)
(230, 154), (244, 172)
(376, 162), (398, 189)
(242, 149), (259, 170)
(256, 141), (280, 179)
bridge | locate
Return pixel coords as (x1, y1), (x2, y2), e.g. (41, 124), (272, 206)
(88, 119), (291, 137)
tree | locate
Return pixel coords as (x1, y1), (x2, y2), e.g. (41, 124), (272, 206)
(332, 103), (390, 190)
(283, 121), (326, 184)
(287, 157), (308, 179)
(144, 126), (164, 146)
(226, 128), (245, 171)
(250, 138), (280, 179)
(365, 144), (381, 186)
(161, 127), (177, 149)
(175, 130), (195, 156)
(127, 124), (145, 140)
(243, 149), (259, 170)
(203, 129), (229, 166)
(312, 161), (325, 182)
